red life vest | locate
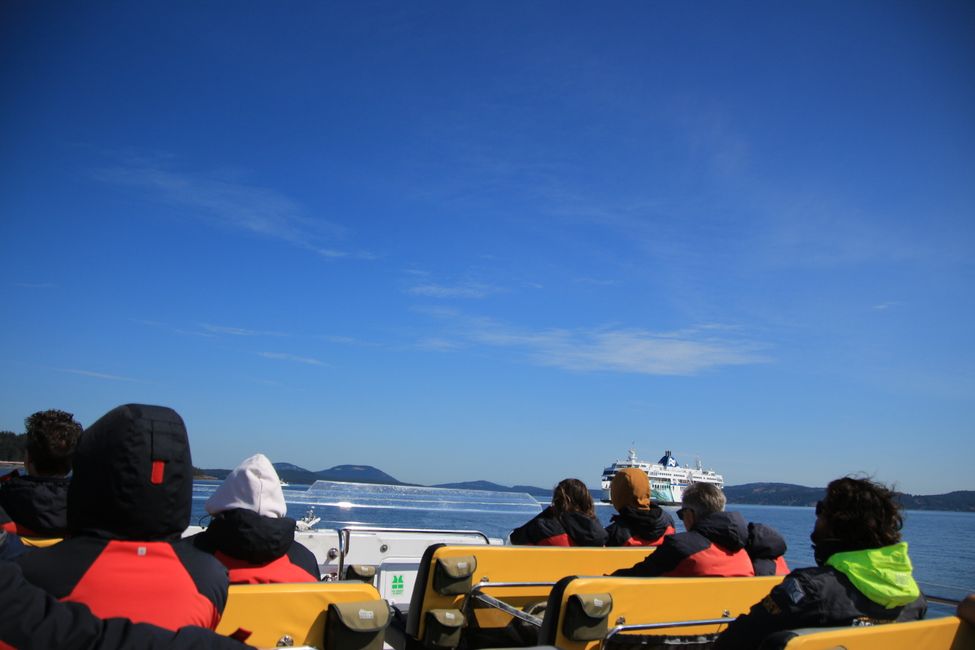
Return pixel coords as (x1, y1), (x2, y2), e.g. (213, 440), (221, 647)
(62, 540), (222, 630)
(215, 550), (319, 584)
(666, 542), (756, 577)
(621, 524), (676, 547)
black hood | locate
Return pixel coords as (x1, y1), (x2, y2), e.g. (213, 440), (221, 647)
(693, 511), (749, 551)
(559, 510), (609, 547)
(201, 508), (296, 564)
(746, 522), (787, 560)
(0, 474), (70, 536)
(68, 404), (192, 541)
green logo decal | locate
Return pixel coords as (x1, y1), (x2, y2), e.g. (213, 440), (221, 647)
(391, 574), (404, 595)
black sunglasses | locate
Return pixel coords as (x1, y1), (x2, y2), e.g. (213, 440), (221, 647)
(676, 508), (690, 521)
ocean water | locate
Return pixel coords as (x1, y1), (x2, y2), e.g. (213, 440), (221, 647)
(191, 480), (975, 609)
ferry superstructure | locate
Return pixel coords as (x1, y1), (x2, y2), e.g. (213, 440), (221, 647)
(600, 447), (724, 506)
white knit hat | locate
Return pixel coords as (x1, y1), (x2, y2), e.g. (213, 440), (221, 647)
(205, 453), (287, 518)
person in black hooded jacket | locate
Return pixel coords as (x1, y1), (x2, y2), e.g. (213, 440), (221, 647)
(0, 409), (81, 541)
(190, 453), (319, 583)
(604, 468), (675, 547)
(15, 404), (228, 631)
(612, 482), (754, 577)
(746, 522), (790, 576)
(510, 478), (607, 547)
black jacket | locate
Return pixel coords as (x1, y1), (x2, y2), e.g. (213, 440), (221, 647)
(714, 565), (927, 650)
(510, 506), (608, 547)
(605, 506), (676, 546)
(191, 508), (319, 583)
(0, 560), (245, 650)
(0, 472), (70, 537)
(17, 404), (228, 630)
(613, 511), (754, 577)
(746, 522), (789, 576)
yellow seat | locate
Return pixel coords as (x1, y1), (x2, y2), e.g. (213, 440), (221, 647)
(216, 581), (383, 649)
(781, 616), (973, 650)
(401, 543), (656, 649)
(539, 575), (784, 650)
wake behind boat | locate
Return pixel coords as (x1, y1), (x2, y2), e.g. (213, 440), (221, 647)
(600, 447), (724, 505)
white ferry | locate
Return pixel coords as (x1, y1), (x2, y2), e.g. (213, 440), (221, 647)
(600, 447), (724, 505)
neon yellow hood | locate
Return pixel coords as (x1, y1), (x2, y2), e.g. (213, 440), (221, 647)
(826, 542), (920, 608)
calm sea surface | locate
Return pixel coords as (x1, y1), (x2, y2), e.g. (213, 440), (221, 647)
(191, 481), (975, 612)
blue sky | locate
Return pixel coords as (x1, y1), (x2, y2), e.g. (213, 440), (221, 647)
(1, 2), (973, 495)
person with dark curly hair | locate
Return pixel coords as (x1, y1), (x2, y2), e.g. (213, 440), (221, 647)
(714, 476), (926, 650)
(0, 409), (82, 540)
(510, 478), (607, 546)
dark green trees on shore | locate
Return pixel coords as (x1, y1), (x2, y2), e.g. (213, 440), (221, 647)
(0, 431), (26, 462)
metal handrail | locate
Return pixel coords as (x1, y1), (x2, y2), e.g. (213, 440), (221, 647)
(466, 581), (558, 628)
(473, 580), (557, 590)
(602, 617), (734, 648)
(335, 526), (492, 576)
(469, 592), (545, 626)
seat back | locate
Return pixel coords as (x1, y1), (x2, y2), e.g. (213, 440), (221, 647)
(405, 544), (654, 647)
(780, 616), (973, 650)
(216, 581), (384, 650)
(539, 575), (783, 650)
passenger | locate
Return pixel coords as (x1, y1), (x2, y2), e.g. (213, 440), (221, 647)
(612, 482), (754, 577)
(0, 409), (81, 541)
(190, 453), (320, 583)
(604, 468), (675, 547)
(714, 477), (926, 650)
(745, 522), (790, 576)
(510, 478), (607, 546)
(1, 560), (248, 650)
(15, 404), (228, 631)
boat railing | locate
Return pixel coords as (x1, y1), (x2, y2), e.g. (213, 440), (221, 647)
(604, 616), (735, 638)
(335, 525), (492, 576)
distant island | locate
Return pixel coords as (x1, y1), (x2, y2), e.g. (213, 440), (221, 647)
(193, 463), (975, 513)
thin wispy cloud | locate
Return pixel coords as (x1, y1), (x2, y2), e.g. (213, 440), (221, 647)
(258, 352), (324, 366)
(871, 302), (903, 311)
(416, 337), (465, 351)
(527, 328), (766, 375)
(57, 368), (143, 382)
(132, 319), (217, 338)
(320, 334), (382, 348)
(202, 323), (288, 337)
(94, 161), (375, 260)
(424, 313), (768, 376)
(408, 282), (501, 299)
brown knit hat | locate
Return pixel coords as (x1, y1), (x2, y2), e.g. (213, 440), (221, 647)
(610, 467), (651, 510)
